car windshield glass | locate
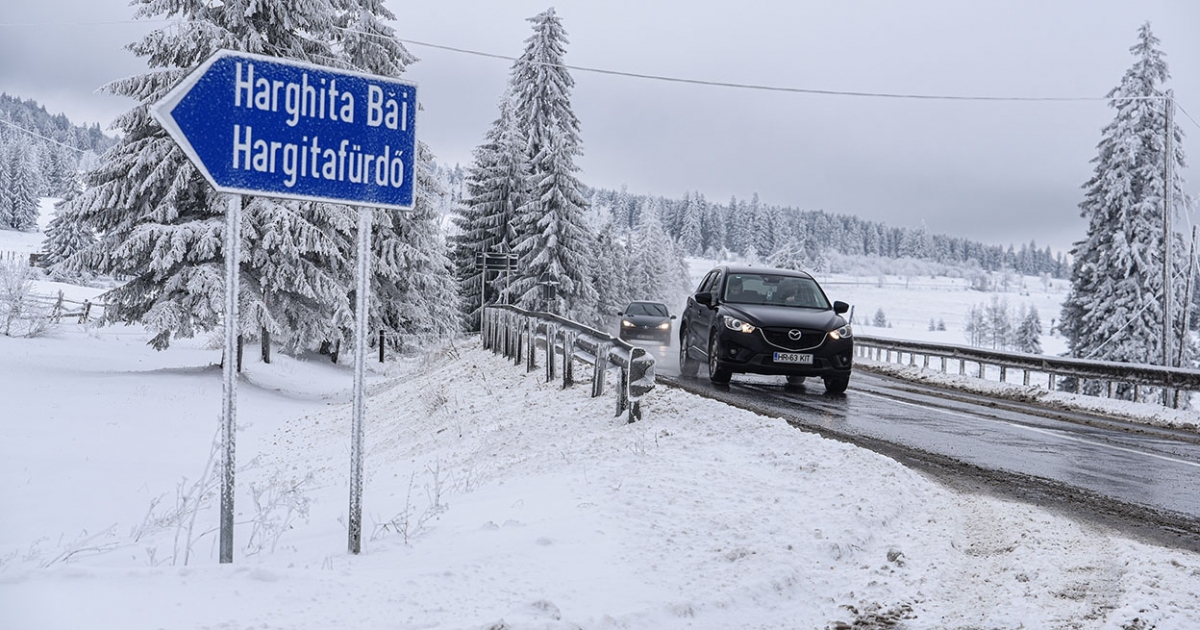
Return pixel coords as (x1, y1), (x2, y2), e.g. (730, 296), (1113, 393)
(627, 302), (668, 317)
(724, 274), (830, 309)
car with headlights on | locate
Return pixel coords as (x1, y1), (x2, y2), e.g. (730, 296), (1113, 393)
(617, 301), (675, 344)
(678, 265), (853, 392)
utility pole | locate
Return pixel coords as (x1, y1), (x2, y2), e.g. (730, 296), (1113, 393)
(1163, 92), (1175, 371)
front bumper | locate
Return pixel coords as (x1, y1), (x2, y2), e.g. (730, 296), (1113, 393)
(713, 329), (853, 377)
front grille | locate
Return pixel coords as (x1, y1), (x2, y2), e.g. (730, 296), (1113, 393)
(759, 327), (826, 352)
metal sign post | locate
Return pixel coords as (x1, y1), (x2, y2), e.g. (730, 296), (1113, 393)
(152, 49), (417, 561)
(219, 193), (241, 564)
(348, 206), (371, 554)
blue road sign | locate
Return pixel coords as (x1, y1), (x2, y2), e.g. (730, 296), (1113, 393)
(153, 50), (418, 210)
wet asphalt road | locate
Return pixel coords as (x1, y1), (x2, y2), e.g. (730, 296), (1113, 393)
(628, 336), (1200, 532)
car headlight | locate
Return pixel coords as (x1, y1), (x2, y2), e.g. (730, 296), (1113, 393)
(829, 324), (853, 340)
(657, 322), (671, 329)
(622, 320), (634, 328)
(723, 316), (756, 333)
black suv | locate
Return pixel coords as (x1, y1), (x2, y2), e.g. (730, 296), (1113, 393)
(679, 265), (853, 393)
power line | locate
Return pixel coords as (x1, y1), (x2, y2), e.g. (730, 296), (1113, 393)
(2, 16), (1192, 109)
(392, 35), (1144, 104)
(0, 119), (92, 154)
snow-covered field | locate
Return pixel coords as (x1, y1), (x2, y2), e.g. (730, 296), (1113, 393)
(5, 211), (1200, 628)
(3, 323), (1200, 629)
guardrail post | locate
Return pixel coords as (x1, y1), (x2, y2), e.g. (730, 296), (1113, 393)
(1023, 369), (1030, 387)
(591, 343), (609, 398)
(514, 316), (523, 365)
(978, 362), (986, 379)
(627, 347), (653, 423)
(545, 324), (557, 383)
(615, 360), (629, 418)
(959, 359), (966, 375)
(525, 318), (537, 373)
(562, 332), (575, 388)
(999, 365), (1007, 383)
(941, 357), (947, 373)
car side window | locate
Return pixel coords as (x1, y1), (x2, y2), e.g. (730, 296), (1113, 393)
(697, 271), (718, 295)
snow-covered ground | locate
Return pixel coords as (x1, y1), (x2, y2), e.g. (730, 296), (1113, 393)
(5, 214), (1200, 627)
(3, 319), (1200, 629)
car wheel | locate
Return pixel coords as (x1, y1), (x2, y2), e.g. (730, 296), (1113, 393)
(823, 374), (850, 395)
(708, 333), (732, 384)
(678, 328), (699, 376)
(785, 375), (806, 387)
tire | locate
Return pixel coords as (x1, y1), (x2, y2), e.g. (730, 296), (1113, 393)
(785, 375), (806, 387)
(823, 374), (850, 395)
(678, 329), (699, 376)
(708, 333), (732, 384)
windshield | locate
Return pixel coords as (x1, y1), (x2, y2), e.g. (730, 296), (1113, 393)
(627, 302), (669, 317)
(723, 273), (831, 309)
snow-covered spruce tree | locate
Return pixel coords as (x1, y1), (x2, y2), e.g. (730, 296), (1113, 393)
(1015, 305), (1042, 354)
(58, 0), (451, 352)
(42, 200), (96, 278)
(507, 8), (598, 321)
(0, 137), (13, 229)
(629, 200), (692, 307)
(1059, 23), (1194, 399)
(451, 91), (528, 330)
(678, 191), (703, 255)
(592, 220), (631, 317)
(7, 139), (42, 231)
(368, 140), (461, 350)
(511, 126), (599, 320)
(338, 2), (459, 348)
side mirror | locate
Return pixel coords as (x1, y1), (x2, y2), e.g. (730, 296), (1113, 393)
(670, 314), (677, 320)
(616, 310), (624, 316)
(833, 301), (849, 315)
(695, 292), (713, 307)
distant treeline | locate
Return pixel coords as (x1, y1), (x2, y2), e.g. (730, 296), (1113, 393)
(590, 187), (1070, 279)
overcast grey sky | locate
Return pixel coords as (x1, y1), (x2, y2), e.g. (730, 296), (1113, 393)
(3, 0), (1199, 256)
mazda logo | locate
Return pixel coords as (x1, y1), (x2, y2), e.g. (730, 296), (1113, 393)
(788, 329), (802, 340)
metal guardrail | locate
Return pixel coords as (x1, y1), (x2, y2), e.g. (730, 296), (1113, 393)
(483, 305), (656, 422)
(855, 334), (1200, 407)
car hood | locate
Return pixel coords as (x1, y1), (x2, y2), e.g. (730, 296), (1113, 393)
(623, 314), (670, 326)
(722, 304), (843, 330)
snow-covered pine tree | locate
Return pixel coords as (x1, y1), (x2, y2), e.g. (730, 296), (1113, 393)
(7, 140), (42, 231)
(42, 201), (96, 277)
(368, 141), (460, 348)
(592, 220), (630, 317)
(339, 2), (460, 347)
(511, 125), (598, 320)
(701, 195), (725, 257)
(1059, 23), (1194, 399)
(1015, 305), (1042, 354)
(58, 0), (451, 352)
(724, 195), (750, 256)
(452, 91), (528, 330)
(0, 138), (13, 229)
(677, 191), (703, 255)
(507, 7), (597, 321)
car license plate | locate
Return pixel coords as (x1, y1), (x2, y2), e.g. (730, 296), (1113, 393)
(773, 352), (813, 364)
